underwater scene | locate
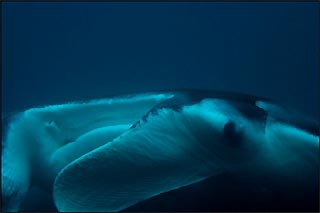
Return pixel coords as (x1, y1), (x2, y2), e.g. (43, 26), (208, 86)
(1, 2), (319, 212)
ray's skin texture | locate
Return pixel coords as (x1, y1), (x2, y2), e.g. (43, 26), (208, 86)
(1, 90), (319, 212)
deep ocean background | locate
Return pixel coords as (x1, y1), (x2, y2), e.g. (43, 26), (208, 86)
(2, 2), (319, 118)
(1, 2), (319, 212)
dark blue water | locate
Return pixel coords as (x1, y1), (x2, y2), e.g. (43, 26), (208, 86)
(2, 2), (319, 118)
(1, 2), (319, 212)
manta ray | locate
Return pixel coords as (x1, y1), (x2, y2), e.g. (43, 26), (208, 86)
(1, 90), (319, 212)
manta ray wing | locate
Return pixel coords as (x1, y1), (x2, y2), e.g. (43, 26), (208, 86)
(1, 92), (174, 212)
(53, 100), (231, 212)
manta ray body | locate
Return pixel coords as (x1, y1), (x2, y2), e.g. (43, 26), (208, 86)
(1, 90), (319, 212)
